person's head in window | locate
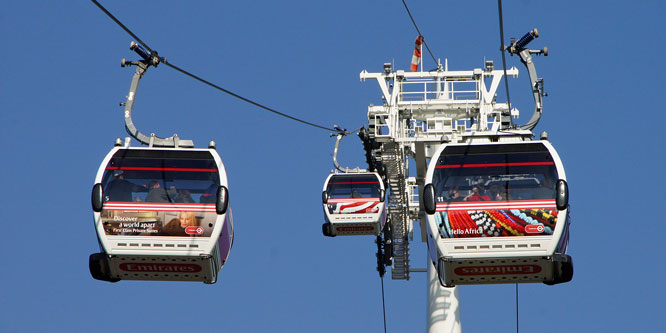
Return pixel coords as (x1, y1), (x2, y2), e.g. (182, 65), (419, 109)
(175, 189), (194, 203)
(465, 184), (490, 201)
(494, 191), (507, 201)
(200, 184), (217, 203)
(448, 186), (461, 200)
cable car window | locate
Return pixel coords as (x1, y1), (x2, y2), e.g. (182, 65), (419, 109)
(100, 150), (220, 203)
(430, 144), (562, 239)
(433, 144), (558, 202)
(326, 175), (381, 199)
(97, 149), (221, 238)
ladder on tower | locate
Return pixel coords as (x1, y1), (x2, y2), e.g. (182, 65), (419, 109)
(379, 142), (411, 280)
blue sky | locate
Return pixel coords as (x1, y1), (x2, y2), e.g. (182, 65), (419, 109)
(1, 1), (664, 332)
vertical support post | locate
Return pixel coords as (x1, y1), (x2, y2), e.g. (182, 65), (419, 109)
(415, 142), (428, 242)
(427, 259), (461, 333)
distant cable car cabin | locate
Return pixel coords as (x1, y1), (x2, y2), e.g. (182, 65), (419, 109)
(322, 172), (386, 237)
(422, 141), (571, 286)
(90, 143), (233, 283)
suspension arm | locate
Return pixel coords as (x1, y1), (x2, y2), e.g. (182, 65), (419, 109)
(121, 43), (194, 148)
(508, 29), (548, 131)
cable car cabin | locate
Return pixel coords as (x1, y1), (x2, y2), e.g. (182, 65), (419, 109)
(422, 141), (572, 287)
(322, 172), (386, 237)
(90, 146), (233, 284)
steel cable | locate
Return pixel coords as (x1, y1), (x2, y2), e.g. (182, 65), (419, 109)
(91, 0), (343, 134)
(401, 0), (437, 65)
(381, 276), (387, 333)
(498, 0), (514, 128)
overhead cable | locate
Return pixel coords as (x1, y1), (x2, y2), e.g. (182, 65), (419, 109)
(91, 0), (344, 134)
(92, 0), (155, 54)
(381, 276), (387, 333)
(497, 0), (514, 127)
(515, 284), (520, 333)
(401, 0), (437, 64)
(163, 61), (340, 132)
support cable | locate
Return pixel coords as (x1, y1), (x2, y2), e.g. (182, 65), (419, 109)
(497, 0), (514, 128)
(400, 0), (437, 65)
(91, 0), (155, 54)
(91, 0), (344, 134)
(381, 276), (387, 333)
(163, 61), (339, 132)
(515, 284), (520, 333)
(376, 235), (388, 333)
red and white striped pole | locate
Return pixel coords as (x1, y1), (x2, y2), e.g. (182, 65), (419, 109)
(410, 35), (424, 72)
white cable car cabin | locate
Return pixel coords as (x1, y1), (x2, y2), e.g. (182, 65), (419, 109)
(322, 172), (386, 237)
(422, 141), (572, 287)
(90, 144), (233, 284)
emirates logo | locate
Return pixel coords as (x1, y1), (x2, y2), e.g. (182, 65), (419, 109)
(454, 264), (542, 276)
(119, 263), (202, 273)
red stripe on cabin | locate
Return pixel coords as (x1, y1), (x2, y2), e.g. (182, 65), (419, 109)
(436, 200), (556, 212)
(103, 202), (216, 212)
(435, 162), (554, 169)
(328, 198), (380, 203)
(106, 166), (217, 172)
(328, 181), (379, 185)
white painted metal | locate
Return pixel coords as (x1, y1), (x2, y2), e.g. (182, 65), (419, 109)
(427, 259), (461, 333)
(361, 60), (528, 282)
(360, 65), (527, 146)
(360, 54), (553, 330)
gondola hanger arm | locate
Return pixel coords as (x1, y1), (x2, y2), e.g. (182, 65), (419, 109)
(506, 28), (548, 131)
(121, 42), (194, 148)
(331, 131), (365, 174)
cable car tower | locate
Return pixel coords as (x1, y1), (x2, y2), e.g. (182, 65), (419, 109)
(356, 29), (571, 331)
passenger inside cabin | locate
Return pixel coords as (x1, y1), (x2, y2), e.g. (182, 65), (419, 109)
(464, 184), (491, 201)
(175, 189), (195, 203)
(352, 189), (362, 198)
(533, 177), (555, 199)
(489, 183), (508, 201)
(200, 184), (217, 203)
(447, 185), (463, 202)
(145, 180), (171, 203)
(105, 170), (147, 202)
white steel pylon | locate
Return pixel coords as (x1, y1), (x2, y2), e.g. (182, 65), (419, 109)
(427, 259), (461, 333)
(360, 59), (522, 275)
(359, 58), (531, 331)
